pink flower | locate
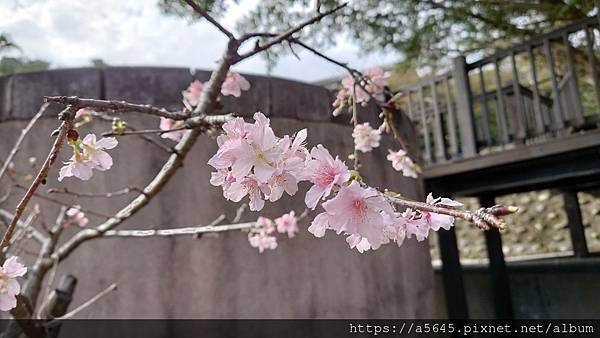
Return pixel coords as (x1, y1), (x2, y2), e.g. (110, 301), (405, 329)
(0, 256), (27, 311)
(256, 216), (276, 234)
(59, 133), (117, 181)
(422, 193), (463, 231)
(248, 232), (278, 253)
(352, 122), (381, 153)
(221, 72), (251, 97)
(80, 134), (118, 171)
(225, 175), (270, 211)
(58, 154), (95, 182)
(321, 181), (395, 249)
(230, 113), (284, 183)
(182, 80), (204, 106)
(402, 208), (430, 241)
(65, 206), (88, 227)
(387, 149), (419, 178)
(275, 211), (298, 238)
(342, 75), (370, 103)
(248, 216), (278, 253)
(159, 117), (187, 142)
(208, 117), (249, 170)
(308, 212), (329, 238)
(346, 234), (372, 253)
(302, 145), (350, 209)
(365, 67), (386, 95)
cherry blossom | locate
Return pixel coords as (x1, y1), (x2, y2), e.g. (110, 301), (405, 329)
(321, 181), (395, 249)
(275, 211), (299, 238)
(248, 216), (277, 253)
(422, 193), (463, 231)
(308, 212), (329, 238)
(0, 256), (27, 311)
(364, 67), (386, 95)
(182, 80), (204, 106)
(221, 72), (251, 97)
(387, 149), (419, 178)
(352, 122), (381, 153)
(58, 134), (118, 181)
(341, 75), (370, 104)
(226, 175), (270, 211)
(65, 206), (89, 227)
(209, 113), (308, 211)
(346, 234), (372, 253)
(402, 208), (430, 241)
(159, 117), (187, 142)
(301, 145), (350, 209)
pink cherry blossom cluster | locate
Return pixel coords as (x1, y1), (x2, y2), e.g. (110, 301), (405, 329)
(58, 134), (118, 182)
(387, 149), (420, 178)
(64, 206), (89, 227)
(208, 112), (308, 211)
(247, 211), (299, 253)
(332, 67), (386, 116)
(0, 256), (27, 311)
(352, 122), (381, 153)
(209, 113), (462, 253)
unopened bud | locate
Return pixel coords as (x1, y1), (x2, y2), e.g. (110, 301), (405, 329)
(66, 129), (79, 143)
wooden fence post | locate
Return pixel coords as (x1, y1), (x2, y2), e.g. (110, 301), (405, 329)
(452, 56), (477, 158)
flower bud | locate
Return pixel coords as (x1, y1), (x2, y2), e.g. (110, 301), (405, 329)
(66, 129), (79, 143)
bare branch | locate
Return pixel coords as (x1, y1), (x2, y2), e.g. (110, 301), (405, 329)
(44, 96), (190, 120)
(183, 0), (235, 40)
(237, 3), (347, 61)
(0, 103), (49, 183)
(47, 186), (141, 199)
(101, 126), (189, 137)
(102, 221), (256, 238)
(0, 106), (76, 251)
(0, 208), (48, 245)
(45, 282), (117, 323)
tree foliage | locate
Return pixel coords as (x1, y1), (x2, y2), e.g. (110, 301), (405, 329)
(160, 0), (596, 68)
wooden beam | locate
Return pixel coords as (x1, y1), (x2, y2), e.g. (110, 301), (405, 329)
(452, 56), (477, 158)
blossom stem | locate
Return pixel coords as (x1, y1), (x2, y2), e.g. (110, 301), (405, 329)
(386, 195), (517, 230)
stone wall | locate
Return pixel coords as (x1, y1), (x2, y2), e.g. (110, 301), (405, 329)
(0, 68), (435, 319)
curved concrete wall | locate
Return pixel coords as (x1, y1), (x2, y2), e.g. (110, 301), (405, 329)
(0, 67), (434, 318)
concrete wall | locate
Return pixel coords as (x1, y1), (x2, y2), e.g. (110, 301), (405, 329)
(0, 68), (435, 319)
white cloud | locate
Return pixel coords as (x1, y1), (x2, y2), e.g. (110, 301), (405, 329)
(0, 0), (400, 82)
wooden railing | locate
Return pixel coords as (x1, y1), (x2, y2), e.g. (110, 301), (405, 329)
(396, 15), (600, 167)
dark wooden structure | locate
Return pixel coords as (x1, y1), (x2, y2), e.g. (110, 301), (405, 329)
(396, 15), (600, 319)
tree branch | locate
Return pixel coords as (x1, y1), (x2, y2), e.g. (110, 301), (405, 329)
(102, 221), (255, 238)
(44, 96), (190, 120)
(183, 0), (235, 40)
(0, 107), (76, 252)
(237, 3), (347, 61)
(47, 186), (141, 199)
(0, 103), (49, 183)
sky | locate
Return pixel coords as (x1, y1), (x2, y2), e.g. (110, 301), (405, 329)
(0, 0), (401, 83)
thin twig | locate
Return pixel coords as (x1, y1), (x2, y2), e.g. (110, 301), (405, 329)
(45, 282), (118, 323)
(0, 106), (76, 251)
(0, 103), (49, 183)
(102, 126), (189, 137)
(237, 3), (347, 61)
(183, 0), (235, 40)
(47, 186), (140, 199)
(44, 96), (190, 120)
(12, 183), (113, 220)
